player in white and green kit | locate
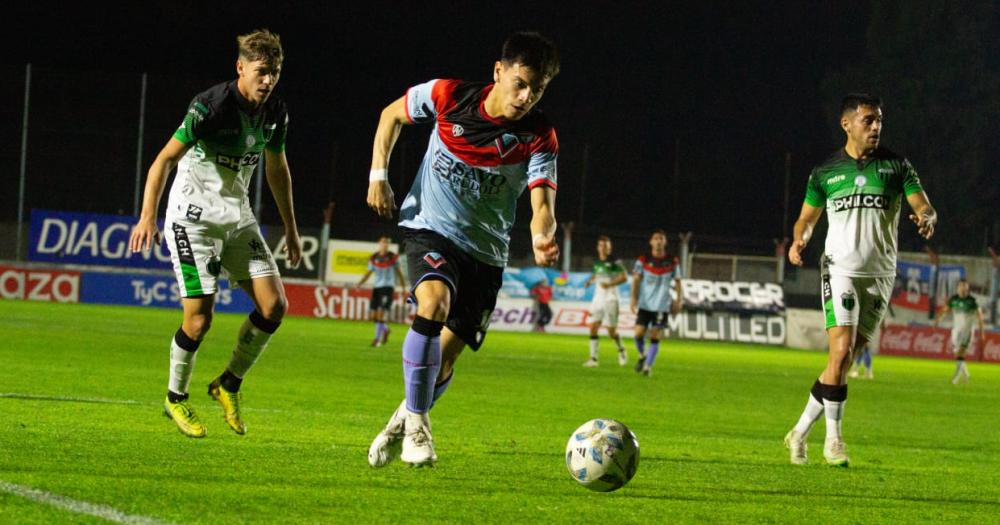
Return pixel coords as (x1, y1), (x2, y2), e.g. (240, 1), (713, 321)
(129, 30), (302, 438)
(583, 236), (629, 367)
(784, 93), (937, 466)
(935, 280), (984, 384)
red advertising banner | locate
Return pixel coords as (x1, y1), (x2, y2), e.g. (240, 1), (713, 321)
(284, 282), (411, 322)
(0, 265), (81, 303)
(879, 324), (999, 363)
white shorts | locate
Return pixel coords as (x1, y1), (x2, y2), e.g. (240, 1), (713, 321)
(589, 299), (620, 327)
(951, 327), (973, 350)
(163, 216), (279, 298)
(821, 270), (893, 341)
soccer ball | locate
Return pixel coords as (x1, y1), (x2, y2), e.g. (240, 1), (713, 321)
(565, 419), (640, 492)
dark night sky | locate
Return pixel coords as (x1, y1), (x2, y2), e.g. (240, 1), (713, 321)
(3, 1), (931, 254)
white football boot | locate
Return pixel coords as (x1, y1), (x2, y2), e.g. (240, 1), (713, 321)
(824, 438), (849, 467)
(784, 429), (808, 465)
(401, 410), (437, 466)
(617, 349), (627, 366)
(583, 358), (599, 368)
(368, 400), (406, 468)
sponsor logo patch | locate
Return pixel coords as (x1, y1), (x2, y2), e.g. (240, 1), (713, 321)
(185, 204), (203, 222)
(452, 124), (465, 137)
(830, 193), (890, 212)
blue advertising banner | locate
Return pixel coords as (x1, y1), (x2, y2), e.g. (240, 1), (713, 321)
(80, 271), (255, 313)
(502, 267), (626, 302)
(30, 209), (172, 269)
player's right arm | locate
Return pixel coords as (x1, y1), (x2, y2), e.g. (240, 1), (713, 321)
(367, 96), (409, 218)
(788, 203), (823, 267)
(357, 269), (373, 287)
(934, 302), (950, 327)
(630, 273), (641, 314)
(129, 138), (192, 252)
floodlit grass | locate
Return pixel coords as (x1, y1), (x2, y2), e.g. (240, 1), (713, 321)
(1, 300), (998, 524)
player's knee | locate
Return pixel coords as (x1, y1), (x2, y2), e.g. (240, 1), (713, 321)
(184, 314), (213, 340)
(258, 296), (287, 322)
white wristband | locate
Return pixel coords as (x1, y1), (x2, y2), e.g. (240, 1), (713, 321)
(369, 169), (387, 182)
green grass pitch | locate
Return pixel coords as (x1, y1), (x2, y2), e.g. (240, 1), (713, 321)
(1, 300), (998, 524)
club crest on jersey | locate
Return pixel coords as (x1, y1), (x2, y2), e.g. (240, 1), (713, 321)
(841, 292), (856, 311)
(452, 124), (465, 137)
(854, 175), (867, 187)
(246, 135), (256, 147)
(496, 133), (520, 158)
(424, 252), (446, 268)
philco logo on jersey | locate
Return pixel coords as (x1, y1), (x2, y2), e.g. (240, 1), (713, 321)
(830, 193), (889, 212)
(216, 152), (261, 171)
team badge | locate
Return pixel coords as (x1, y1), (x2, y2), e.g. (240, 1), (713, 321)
(424, 252), (446, 268)
(246, 135), (256, 147)
(854, 175), (867, 187)
(452, 124), (465, 137)
(185, 204), (203, 221)
(841, 292), (856, 311)
(496, 133), (520, 158)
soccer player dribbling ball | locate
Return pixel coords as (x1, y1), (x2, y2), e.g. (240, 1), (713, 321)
(784, 93), (937, 466)
(365, 32), (561, 467)
(129, 30), (302, 438)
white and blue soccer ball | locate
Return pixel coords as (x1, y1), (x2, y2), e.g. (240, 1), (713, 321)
(565, 418), (640, 492)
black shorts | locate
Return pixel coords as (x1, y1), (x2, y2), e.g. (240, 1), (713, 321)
(370, 286), (394, 311)
(635, 309), (668, 329)
(402, 227), (503, 351)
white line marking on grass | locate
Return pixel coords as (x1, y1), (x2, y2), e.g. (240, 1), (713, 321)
(0, 480), (177, 525)
(0, 392), (286, 413)
(0, 393), (144, 406)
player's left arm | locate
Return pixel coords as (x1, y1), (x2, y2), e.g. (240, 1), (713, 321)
(265, 149), (302, 267)
(672, 277), (683, 314)
(977, 306), (986, 342)
(906, 191), (937, 240)
(530, 185), (559, 267)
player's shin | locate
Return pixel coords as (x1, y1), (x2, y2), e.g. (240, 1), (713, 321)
(223, 310), (281, 391)
(645, 339), (660, 367)
(634, 336), (646, 357)
(429, 371), (453, 410)
(168, 327), (201, 401)
(792, 380), (827, 436)
(403, 316), (444, 414)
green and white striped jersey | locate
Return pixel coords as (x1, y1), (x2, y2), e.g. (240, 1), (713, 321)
(805, 148), (923, 278)
(167, 81), (288, 228)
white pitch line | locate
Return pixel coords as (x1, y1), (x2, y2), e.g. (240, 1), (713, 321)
(0, 392), (287, 413)
(0, 480), (177, 525)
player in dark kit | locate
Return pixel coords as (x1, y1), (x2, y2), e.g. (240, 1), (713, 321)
(365, 32), (561, 467)
(784, 93), (936, 466)
(357, 236), (408, 346)
(129, 30), (302, 438)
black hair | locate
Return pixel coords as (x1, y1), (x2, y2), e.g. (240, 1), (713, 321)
(840, 93), (882, 115)
(502, 31), (560, 79)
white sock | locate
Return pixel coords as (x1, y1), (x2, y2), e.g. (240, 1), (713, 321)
(227, 316), (275, 378)
(953, 361), (964, 382)
(613, 335), (625, 352)
(792, 395), (825, 436)
(168, 338), (198, 396)
(961, 361), (970, 379)
(824, 400), (845, 442)
(589, 337), (599, 360)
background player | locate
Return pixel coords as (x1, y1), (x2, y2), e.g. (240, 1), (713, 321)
(784, 93), (937, 466)
(129, 30), (302, 438)
(583, 236), (628, 368)
(357, 235), (407, 346)
(630, 230), (682, 376)
(935, 279), (984, 384)
(847, 344), (874, 379)
(530, 278), (554, 333)
(365, 32), (561, 467)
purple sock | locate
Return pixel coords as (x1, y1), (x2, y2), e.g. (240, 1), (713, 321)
(402, 316), (443, 414)
(646, 339), (660, 367)
(374, 322), (383, 340)
(634, 336), (646, 357)
(429, 371), (453, 409)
